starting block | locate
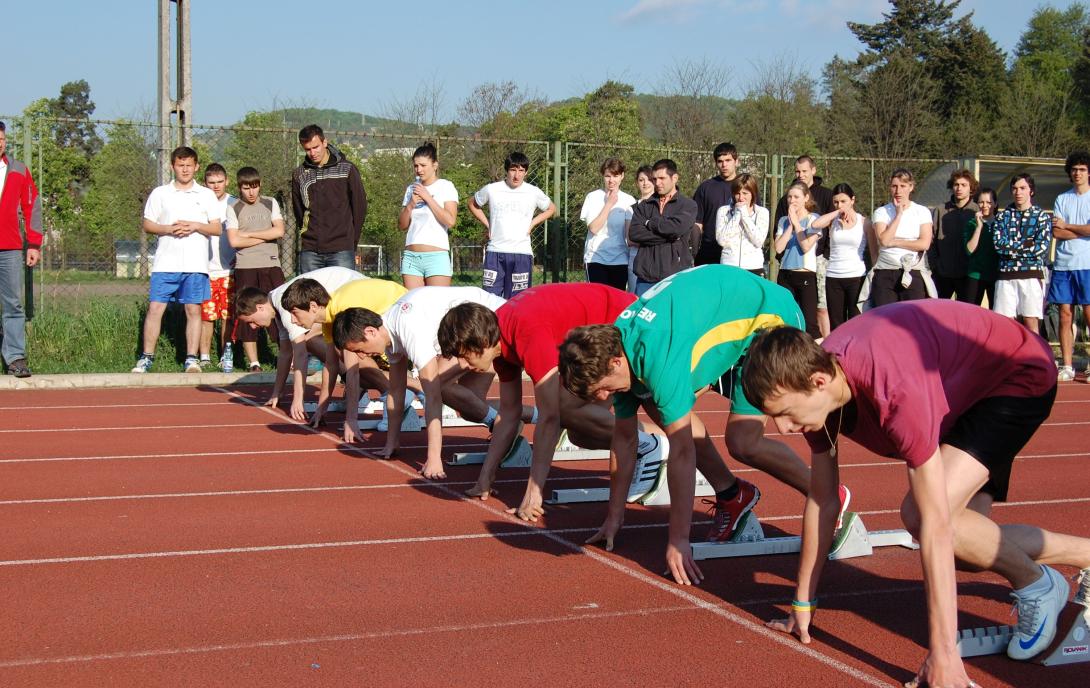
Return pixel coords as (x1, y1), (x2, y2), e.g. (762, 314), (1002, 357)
(957, 603), (1090, 666)
(358, 405), (424, 432)
(690, 511), (919, 561)
(447, 429), (609, 467)
(303, 398), (480, 430)
(449, 434), (532, 467)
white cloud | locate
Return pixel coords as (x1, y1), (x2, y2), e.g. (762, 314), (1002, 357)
(617, 0), (711, 23)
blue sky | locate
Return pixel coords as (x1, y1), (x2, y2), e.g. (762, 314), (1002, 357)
(2, 0), (1079, 126)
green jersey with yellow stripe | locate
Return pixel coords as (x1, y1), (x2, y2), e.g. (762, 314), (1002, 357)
(613, 265), (804, 425)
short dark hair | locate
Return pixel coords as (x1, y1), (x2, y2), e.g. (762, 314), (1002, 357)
(713, 143), (738, 160)
(504, 151), (531, 171)
(0, 121), (6, 132)
(795, 155), (816, 169)
(235, 286), (270, 316)
(298, 124), (324, 144)
(332, 308), (382, 350)
(236, 166), (261, 187)
(1011, 173), (1036, 196)
(652, 159), (678, 176)
(635, 164), (654, 180)
(281, 278), (332, 312)
(558, 325), (624, 401)
(437, 302), (500, 358)
(170, 146), (198, 164)
(830, 183), (855, 199)
(204, 163), (227, 180)
(740, 326), (837, 412)
(977, 187), (997, 205)
(599, 157), (625, 176)
(890, 168), (915, 184)
(414, 141), (438, 162)
(731, 174), (761, 206)
(947, 169), (979, 197)
(1065, 151), (1090, 178)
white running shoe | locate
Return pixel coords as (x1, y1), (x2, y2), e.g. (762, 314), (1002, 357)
(628, 433), (668, 502)
(1076, 568), (1090, 608)
(1058, 365), (1076, 382)
(1007, 565), (1071, 660)
(131, 355), (153, 374)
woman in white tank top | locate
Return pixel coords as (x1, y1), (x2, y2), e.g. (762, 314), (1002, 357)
(398, 142), (459, 288)
(810, 183), (874, 330)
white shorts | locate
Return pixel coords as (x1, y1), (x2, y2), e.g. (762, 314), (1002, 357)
(993, 277), (1045, 319)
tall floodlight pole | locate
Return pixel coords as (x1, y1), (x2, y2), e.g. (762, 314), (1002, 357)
(157, 0), (192, 185)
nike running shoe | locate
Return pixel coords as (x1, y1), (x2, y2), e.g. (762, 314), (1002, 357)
(1007, 565), (1070, 660)
(705, 478), (761, 542)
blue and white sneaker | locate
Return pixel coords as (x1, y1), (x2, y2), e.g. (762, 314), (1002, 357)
(131, 355), (154, 373)
(184, 356), (202, 373)
(1007, 565), (1071, 660)
(1076, 568), (1090, 608)
(627, 433), (667, 502)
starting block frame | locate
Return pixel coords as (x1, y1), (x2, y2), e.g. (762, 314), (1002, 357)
(448, 429), (609, 467)
(690, 512), (919, 561)
(545, 465), (716, 506)
(957, 603), (1089, 666)
(303, 399), (482, 430)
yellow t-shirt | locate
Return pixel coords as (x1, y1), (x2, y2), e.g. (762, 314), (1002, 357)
(322, 279), (409, 343)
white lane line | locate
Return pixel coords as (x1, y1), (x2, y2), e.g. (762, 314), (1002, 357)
(209, 388), (893, 687)
(0, 401), (241, 411)
(0, 605), (695, 669)
(0, 422), (281, 433)
(0, 443), (489, 465)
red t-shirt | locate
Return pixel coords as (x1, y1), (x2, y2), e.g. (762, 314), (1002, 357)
(805, 300), (1056, 467)
(493, 283), (637, 383)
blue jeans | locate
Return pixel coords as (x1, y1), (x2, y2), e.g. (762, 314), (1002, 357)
(0, 250), (27, 364)
(298, 250), (356, 273)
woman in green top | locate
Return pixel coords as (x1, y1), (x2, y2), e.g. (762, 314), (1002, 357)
(963, 187), (999, 307)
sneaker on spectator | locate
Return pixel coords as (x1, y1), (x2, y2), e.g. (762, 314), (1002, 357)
(199, 356), (212, 369)
(836, 484), (852, 531)
(6, 358), (31, 378)
(705, 478), (761, 542)
(1076, 568), (1090, 608)
(1058, 365), (1076, 382)
(248, 361), (261, 373)
(1007, 565), (1070, 660)
(131, 355), (154, 374)
(184, 357), (202, 374)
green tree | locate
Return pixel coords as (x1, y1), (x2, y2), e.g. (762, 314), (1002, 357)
(223, 111), (298, 203)
(1010, 4), (1089, 141)
(82, 121), (157, 254)
(733, 56), (824, 157)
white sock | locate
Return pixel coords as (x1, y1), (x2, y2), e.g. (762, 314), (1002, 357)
(483, 406), (499, 430)
(1014, 567), (1051, 597)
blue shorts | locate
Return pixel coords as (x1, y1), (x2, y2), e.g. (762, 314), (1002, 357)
(149, 272), (211, 304)
(1047, 269), (1090, 306)
(482, 251), (533, 299)
(401, 249), (452, 278)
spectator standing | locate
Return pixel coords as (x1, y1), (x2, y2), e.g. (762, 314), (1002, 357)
(773, 182), (822, 338)
(292, 124), (367, 273)
(198, 163), (236, 371)
(226, 166), (286, 372)
(775, 156), (834, 334)
(0, 121), (41, 378)
(580, 158), (635, 290)
(468, 152), (556, 299)
(810, 183), (872, 330)
(862, 168), (935, 307)
(398, 142), (458, 289)
(929, 169), (979, 301)
(992, 173), (1051, 334)
(1048, 151), (1090, 381)
(132, 146), (223, 374)
(714, 174), (768, 275)
(963, 187), (999, 308)
(692, 142), (740, 266)
(629, 159), (697, 296)
(627, 165), (654, 292)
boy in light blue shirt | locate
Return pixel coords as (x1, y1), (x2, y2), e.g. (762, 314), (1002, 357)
(1048, 151), (1090, 381)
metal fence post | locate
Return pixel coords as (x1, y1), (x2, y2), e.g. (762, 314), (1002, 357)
(551, 140), (565, 283)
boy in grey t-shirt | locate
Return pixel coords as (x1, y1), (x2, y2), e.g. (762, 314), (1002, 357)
(226, 166), (286, 371)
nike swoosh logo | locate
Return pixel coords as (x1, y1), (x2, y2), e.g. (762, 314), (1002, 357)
(1019, 615), (1049, 650)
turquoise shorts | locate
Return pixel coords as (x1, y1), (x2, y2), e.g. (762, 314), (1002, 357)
(401, 249), (452, 278)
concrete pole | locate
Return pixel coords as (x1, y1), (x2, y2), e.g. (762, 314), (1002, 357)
(157, 0), (172, 186)
(175, 0), (192, 146)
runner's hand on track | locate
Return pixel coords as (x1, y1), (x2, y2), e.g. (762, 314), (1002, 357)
(343, 421), (360, 444)
(586, 516), (623, 552)
(289, 398), (308, 421)
(419, 457), (447, 480)
(767, 608), (813, 644)
(904, 652), (976, 688)
(507, 493), (544, 522)
(665, 538), (703, 585)
(263, 394), (279, 410)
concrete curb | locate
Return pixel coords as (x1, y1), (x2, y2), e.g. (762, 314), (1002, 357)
(0, 371), (291, 391)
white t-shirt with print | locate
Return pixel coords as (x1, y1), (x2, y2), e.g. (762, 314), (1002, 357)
(207, 194), (236, 279)
(270, 266), (367, 342)
(474, 180), (552, 255)
(871, 202), (931, 263)
(384, 286), (506, 370)
(403, 178), (458, 251)
(143, 181), (224, 274)
(580, 188), (635, 266)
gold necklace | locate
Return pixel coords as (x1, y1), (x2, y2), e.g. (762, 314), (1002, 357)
(825, 405), (844, 459)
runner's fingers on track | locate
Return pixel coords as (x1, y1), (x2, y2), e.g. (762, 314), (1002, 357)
(419, 460), (447, 480)
(263, 395), (279, 409)
(465, 484), (498, 500)
(290, 402), (308, 421)
(664, 542), (703, 586)
(767, 609), (812, 644)
(506, 501), (544, 522)
(585, 524), (618, 552)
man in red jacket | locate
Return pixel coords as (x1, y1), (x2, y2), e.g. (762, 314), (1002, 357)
(0, 121), (42, 378)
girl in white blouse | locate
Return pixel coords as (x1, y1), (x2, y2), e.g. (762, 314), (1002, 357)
(715, 173), (769, 276)
(397, 142), (459, 289)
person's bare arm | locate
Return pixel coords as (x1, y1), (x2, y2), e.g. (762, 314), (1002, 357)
(237, 218), (285, 241)
(1052, 216), (1090, 239)
(529, 202), (557, 231)
(511, 370), (563, 522)
(288, 337), (312, 421)
(468, 196), (490, 235)
(663, 414), (702, 586)
(586, 413), (639, 552)
(586, 193), (616, 235)
(266, 336), (294, 409)
(467, 375), (523, 499)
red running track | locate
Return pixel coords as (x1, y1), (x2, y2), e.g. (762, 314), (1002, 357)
(0, 382), (1088, 686)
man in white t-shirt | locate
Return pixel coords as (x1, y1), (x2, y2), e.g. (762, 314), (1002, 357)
(867, 167), (935, 307)
(132, 146), (224, 374)
(336, 286), (535, 480)
(581, 157), (635, 290)
(234, 266), (367, 419)
(198, 163), (236, 371)
(468, 152), (556, 298)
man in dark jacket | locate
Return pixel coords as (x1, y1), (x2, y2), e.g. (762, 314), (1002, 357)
(629, 159), (697, 296)
(692, 142), (740, 266)
(292, 125), (367, 273)
(928, 169), (978, 301)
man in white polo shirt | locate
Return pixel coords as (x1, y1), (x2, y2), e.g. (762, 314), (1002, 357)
(132, 146), (224, 373)
(468, 151), (556, 299)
